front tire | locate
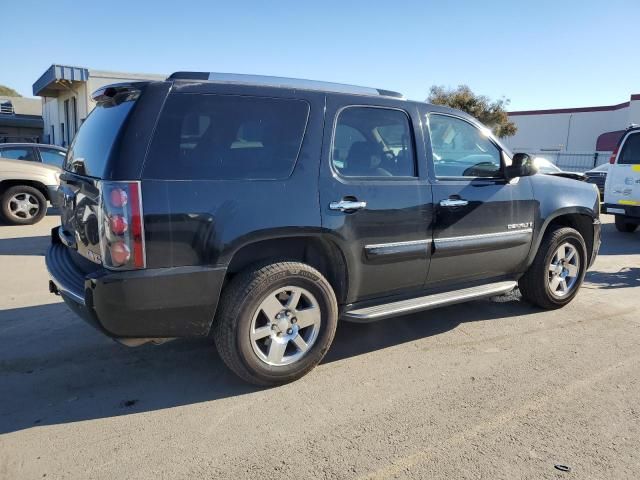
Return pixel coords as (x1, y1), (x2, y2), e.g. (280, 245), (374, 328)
(614, 215), (638, 233)
(519, 226), (587, 309)
(0, 185), (47, 225)
(213, 261), (338, 386)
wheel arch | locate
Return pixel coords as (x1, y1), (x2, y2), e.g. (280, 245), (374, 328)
(527, 207), (597, 268)
(223, 233), (351, 305)
(0, 179), (51, 201)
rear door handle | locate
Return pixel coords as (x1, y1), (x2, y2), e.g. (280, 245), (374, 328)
(329, 200), (367, 212)
(440, 198), (469, 207)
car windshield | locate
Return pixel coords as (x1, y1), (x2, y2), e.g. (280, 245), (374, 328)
(534, 157), (561, 174)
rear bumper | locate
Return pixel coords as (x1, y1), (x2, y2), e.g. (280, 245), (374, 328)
(603, 203), (640, 222)
(46, 239), (226, 340)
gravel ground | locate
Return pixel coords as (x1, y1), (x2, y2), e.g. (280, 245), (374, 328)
(0, 213), (638, 479)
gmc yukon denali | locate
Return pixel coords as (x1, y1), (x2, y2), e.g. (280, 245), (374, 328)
(46, 73), (601, 385)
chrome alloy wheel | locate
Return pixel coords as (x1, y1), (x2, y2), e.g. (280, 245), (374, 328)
(8, 192), (40, 220)
(250, 286), (321, 366)
(548, 242), (580, 298)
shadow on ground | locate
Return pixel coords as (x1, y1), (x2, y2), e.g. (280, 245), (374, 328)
(0, 292), (537, 435)
(585, 267), (640, 290)
(0, 235), (50, 256)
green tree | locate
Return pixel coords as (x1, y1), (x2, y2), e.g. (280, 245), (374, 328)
(427, 85), (517, 138)
(0, 85), (22, 97)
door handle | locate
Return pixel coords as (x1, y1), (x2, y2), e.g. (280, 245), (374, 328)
(329, 200), (367, 212)
(440, 198), (469, 207)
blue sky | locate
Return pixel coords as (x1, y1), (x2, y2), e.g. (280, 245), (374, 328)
(2, 0), (639, 110)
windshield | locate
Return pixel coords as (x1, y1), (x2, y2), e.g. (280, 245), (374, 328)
(64, 96), (137, 178)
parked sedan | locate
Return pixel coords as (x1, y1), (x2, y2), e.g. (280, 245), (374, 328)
(533, 157), (587, 181)
(0, 143), (67, 169)
(584, 163), (609, 196)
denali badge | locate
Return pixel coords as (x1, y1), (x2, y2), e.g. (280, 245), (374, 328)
(507, 222), (533, 230)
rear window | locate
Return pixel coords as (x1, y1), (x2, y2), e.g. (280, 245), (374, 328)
(619, 132), (640, 165)
(64, 96), (137, 177)
(144, 94), (309, 180)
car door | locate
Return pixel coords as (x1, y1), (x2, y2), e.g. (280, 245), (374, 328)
(319, 96), (434, 303)
(422, 110), (536, 286)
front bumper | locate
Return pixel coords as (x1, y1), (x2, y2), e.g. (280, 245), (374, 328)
(46, 236), (226, 340)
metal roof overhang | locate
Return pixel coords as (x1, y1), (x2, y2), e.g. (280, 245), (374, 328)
(33, 65), (89, 97)
(0, 114), (44, 129)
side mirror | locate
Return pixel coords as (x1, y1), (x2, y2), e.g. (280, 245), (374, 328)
(504, 153), (538, 180)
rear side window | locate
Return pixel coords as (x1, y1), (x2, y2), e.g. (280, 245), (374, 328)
(619, 133), (640, 165)
(40, 148), (66, 168)
(332, 107), (416, 178)
(145, 94), (310, 180)
(65, 97), (137, 177)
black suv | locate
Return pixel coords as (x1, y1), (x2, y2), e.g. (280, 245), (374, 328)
(47, 73), (601, 385)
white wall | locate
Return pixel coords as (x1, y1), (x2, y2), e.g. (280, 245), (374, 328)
(504, 97), (640, 153)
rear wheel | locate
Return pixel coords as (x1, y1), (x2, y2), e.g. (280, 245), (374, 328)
(0, 185), (47, 225)
(519, 226), (587, 309)
(614, 215), (638, 233)
(213, 261), (338, 386)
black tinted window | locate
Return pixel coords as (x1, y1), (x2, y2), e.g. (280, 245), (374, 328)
(0, 147), (36, 162)
(65, 98), (136, 177)
(145, 94), (310, 180)
(332, 107), (416, 177)
(620, 133), (640, 165)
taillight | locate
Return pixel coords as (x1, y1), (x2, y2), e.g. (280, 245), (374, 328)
(609, 147), (619, 164)
(99, 181), (146, 270)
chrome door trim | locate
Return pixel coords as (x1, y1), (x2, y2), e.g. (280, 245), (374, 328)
(435, 228), (533, 244)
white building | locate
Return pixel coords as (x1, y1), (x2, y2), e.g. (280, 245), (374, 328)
(33, 64), (165, 147)
(505, 94), (640, 154)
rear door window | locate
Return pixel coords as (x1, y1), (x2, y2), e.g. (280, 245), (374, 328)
(0, 147), (37, 162)
(145, 94), (310, 180)
(619, 133), (640, 165)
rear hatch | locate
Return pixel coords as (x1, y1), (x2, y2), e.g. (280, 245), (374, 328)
(57, 85), (141, 266)
(605, 130), (640, 207)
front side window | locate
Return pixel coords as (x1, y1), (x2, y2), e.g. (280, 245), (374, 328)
(145, 94), (310, 180)
(0, 147), (36, 162)
(619, 133), (640, 165)
(332, 107), (416, 178)
(40, 148), (66, 168)
(428, 114), (502, 178)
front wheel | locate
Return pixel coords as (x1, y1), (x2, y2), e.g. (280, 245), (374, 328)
(519, 226), (587, 309)
(213, 261), (338, 386)
(614, 215), (638, 233)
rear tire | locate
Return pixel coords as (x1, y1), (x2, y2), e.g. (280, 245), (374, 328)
(519, 226), (587, 309)
(614, 215), (638, 233)
(213, 261), (338, 386)
(0, 185), (47, 225)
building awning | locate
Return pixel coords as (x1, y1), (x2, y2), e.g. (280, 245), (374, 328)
(0, 114), (44, 129)
(33, 64), (89, 97)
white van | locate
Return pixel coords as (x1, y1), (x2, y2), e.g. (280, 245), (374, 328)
(604, 126), (640, 233)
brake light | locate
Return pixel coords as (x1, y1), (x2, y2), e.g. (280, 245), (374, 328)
(609, 147), (619, 164)
(99, 181), (146, 270)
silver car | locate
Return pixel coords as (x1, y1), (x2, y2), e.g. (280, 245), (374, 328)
(0, 155), (61, 225)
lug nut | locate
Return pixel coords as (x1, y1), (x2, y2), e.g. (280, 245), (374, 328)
(286, 328), (293, 335)
(291, 317), (297, 324)
(271, 324), (277, 331)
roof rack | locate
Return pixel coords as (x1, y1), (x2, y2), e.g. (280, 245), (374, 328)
(167, 72), (404, 99)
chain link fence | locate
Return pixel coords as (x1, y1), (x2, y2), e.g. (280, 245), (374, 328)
(524, 151), (611, 173)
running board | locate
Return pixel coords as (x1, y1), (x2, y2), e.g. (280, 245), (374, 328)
(342, 281), (517, 322)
